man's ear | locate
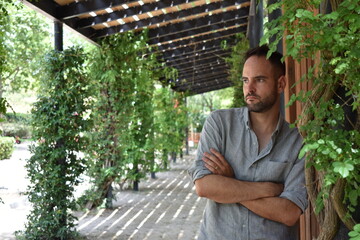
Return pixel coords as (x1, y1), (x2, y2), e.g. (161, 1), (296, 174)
(278, 75), (286, 93)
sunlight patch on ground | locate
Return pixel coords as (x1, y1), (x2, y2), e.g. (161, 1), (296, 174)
(78, 208), (105, 231)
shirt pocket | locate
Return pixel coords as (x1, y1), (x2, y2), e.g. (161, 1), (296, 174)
(256, 159), (291, 183)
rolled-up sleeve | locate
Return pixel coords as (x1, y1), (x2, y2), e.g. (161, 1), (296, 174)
(279, 156), (308, 213)
(188, 111), (223, 183)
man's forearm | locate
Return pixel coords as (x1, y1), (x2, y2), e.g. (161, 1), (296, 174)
(195, 174), (283, 203)
(240, 197), (302, 226)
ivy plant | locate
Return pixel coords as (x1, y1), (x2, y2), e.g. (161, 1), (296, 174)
(223, 33), (248, 108)
(349, 224), (360, 240)
(17, 47), (92, 239)
(82, 31), (175, 208)
(262, 0), (359, 239)
(153, 86), (188, 169)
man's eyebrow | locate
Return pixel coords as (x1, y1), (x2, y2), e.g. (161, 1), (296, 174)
(254, 75), (269, 79)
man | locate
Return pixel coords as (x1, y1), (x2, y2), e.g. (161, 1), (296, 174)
(188, 45), (308, 240)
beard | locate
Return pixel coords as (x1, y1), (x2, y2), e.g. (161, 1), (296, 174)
(245, 90), (277, 113)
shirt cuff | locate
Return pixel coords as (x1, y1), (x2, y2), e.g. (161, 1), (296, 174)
(187, 160), (212, 183)
(279, 190), (308, 213)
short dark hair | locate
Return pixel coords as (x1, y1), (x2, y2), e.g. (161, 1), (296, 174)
(245, 45), (286, 77)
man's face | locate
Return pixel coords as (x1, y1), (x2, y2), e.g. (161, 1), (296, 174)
(242, 56), (280, 113)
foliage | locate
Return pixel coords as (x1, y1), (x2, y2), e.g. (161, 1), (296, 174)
(153, 85), (188, 168)
(19, 47), (92, 239)
(262, 0), (360, 237)
(1, 123), (31, 139)
(0, 0), (14, 113)
(0, 136), (14, 160)
(2, 113), (32, 140)
(2, 1), (51, 94)
(223, 33), (249, 108)
(0, 0), (13, 76)
(349, 224), (360, 240)
(83, 31), (171, 208)
(0, 0), (17, 205)
(187, 87), (234, 132)
(4, 112), (31, 124)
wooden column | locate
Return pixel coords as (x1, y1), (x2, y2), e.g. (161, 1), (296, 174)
(54, 20), (63, 51)
(282, 34), (320, 240)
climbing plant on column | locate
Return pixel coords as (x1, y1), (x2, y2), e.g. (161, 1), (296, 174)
(19, 47), (92, 239)
(84, 33), (137, 208)
(153, 85), (188, 169)
(262, 0), (359, 239)
(223, 33), (248, 108)
(83, 31), (168, 208)
(125, 40), (162, 191)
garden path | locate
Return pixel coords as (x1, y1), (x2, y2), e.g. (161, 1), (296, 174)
(0, 142), (206, 240)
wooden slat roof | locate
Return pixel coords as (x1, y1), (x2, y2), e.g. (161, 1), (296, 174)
(23, 0), (251, 95)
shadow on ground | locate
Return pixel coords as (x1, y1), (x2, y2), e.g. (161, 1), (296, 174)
(0, 144), (205, 240)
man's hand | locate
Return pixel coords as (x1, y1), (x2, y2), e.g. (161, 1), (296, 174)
(202, 148), (235, 178)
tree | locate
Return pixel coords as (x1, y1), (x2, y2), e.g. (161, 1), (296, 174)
(2, 2), (51, 96)
(0, 0), (14, 206)
(187, 87), (234, 133)
(262, 0), (359, 239)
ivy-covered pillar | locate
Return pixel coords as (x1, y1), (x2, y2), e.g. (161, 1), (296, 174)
(22, 46), (92, 239)
(20, 16), (91, 238)
(262, 0), (360, 239)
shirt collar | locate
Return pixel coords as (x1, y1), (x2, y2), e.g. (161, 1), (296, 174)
(273, 114), (284, 138)
(243, 107), (284, 136)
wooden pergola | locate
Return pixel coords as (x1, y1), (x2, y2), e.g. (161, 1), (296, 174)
(22, 0), (274, 95)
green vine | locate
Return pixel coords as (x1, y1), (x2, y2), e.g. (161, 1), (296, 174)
(262, 0), (359, 238)
(153, 86), (188, 168)
(223, 33), (249, 108)
(82, 31), (178, 209)
(17, 47), (92, 239)
(350, 224), (360, 240)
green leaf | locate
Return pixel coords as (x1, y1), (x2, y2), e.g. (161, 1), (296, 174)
(333, 162), (354, 178)
(298, 145), (309, 159)
(349, 189), (358, 206)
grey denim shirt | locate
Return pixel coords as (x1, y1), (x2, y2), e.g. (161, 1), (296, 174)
(188, 107), (308, 240)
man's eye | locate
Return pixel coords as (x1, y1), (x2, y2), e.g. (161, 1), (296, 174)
(242, 78), (248, 83)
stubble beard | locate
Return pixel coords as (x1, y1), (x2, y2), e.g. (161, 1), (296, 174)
(245, 90), (278, 113)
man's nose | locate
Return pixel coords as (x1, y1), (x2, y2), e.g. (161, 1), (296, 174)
(247, 80), (256, 93)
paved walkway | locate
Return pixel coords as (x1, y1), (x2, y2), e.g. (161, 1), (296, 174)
(0, 143), (206, 240)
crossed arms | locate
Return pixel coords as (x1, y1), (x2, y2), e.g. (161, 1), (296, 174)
(194, 148), (302, 227)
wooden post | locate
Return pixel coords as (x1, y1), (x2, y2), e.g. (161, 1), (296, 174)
(54, 21), (63, 51)
(248, 0), (263, 48)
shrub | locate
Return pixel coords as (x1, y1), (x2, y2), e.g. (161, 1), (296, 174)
(0, 123), (31, 139)
(0, 136), (14, 160)
(4, 112), (31, 124)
